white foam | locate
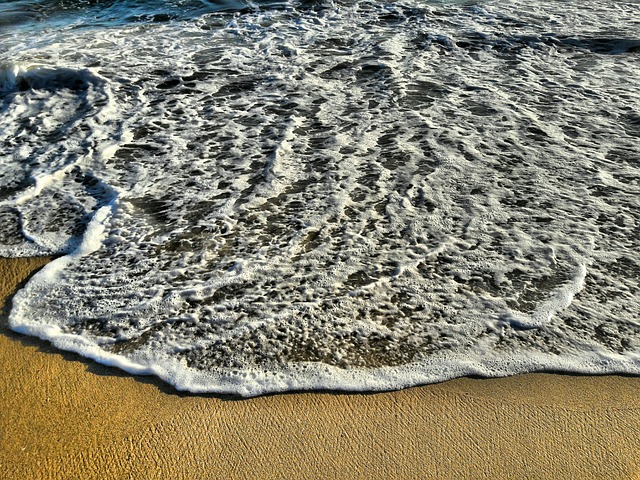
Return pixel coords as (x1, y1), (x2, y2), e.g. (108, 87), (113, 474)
(4, 0), (640, 395)
(506, 263), (588, 329)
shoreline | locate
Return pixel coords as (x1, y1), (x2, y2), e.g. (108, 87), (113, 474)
(1, 257), (639, 479)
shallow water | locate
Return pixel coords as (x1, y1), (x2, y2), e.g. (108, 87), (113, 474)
(1, 0), (640, 396)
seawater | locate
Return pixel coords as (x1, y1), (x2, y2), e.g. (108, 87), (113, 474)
(1, 0), (639, 396)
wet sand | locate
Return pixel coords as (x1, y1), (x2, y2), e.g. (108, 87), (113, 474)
(1, 256), (639, 479)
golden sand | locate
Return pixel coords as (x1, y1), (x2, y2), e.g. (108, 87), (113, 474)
(1, 257), (639, 479)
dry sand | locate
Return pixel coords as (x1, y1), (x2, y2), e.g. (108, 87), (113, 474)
(1, 256), (639, 479)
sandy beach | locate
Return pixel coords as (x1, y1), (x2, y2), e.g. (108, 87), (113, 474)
(1, 256), (639, 479)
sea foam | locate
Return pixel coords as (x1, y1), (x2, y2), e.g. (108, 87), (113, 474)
(2, 0), (640, 396)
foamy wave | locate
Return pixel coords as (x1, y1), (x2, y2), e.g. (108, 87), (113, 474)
(4, 0), (640, 395)
(0, 60), (122, 256)
(0, 63), (104, 93)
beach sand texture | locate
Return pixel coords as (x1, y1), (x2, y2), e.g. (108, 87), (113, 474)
(1, 257), (640, 479)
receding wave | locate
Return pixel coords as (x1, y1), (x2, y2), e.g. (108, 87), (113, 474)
(2, 0), (640, 396)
